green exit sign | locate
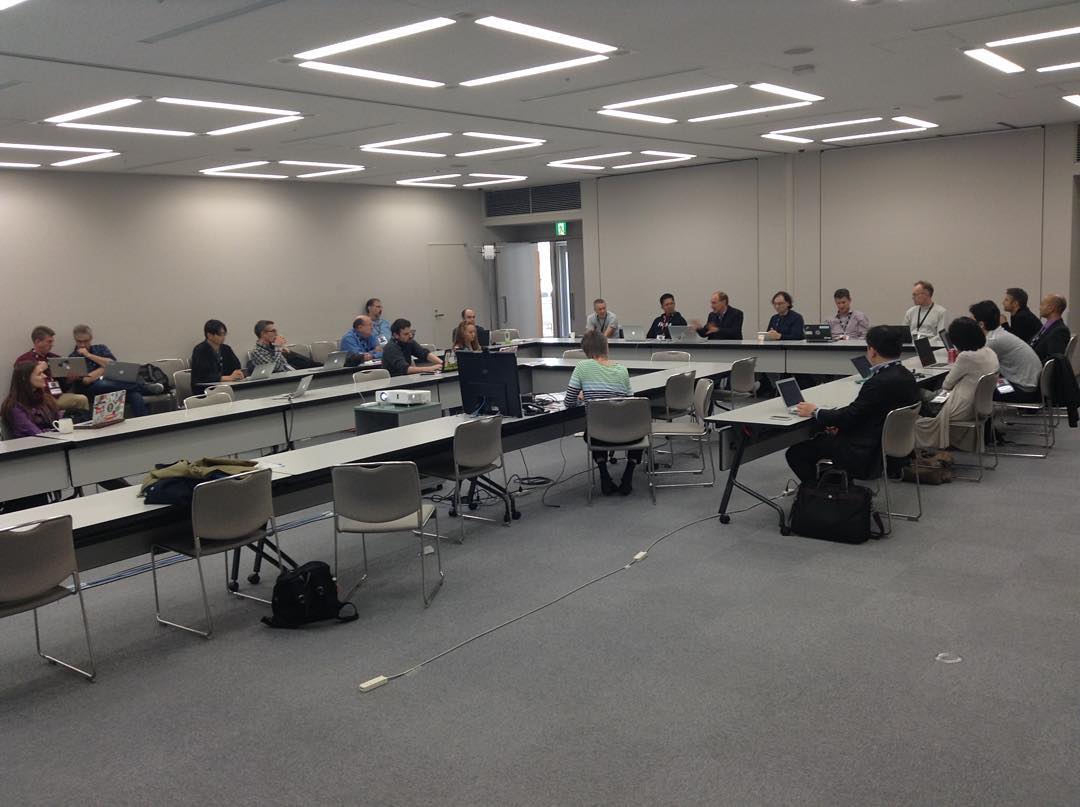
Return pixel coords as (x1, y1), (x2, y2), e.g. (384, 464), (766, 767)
(554, 221), (568, 237)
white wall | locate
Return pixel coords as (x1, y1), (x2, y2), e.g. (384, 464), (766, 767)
(0, 172), (494, 391)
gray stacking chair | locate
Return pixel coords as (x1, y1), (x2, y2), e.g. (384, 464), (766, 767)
(353, 369), (390, 384)
(0, 515), (96, 681)
(585, 397), (656, 503)
(651, 350), (691, 362)
(309, 341), (337, 364)
(651, 378), (716, 488)
(173, 369), (193, 403)
(714, 356), (758, 410)
(1065, 334), (1079, 378)
(652, 370), (696, 421)
(203, 384), (235, 401)
(285, 343), (312, 360)
(150, 468), (279, 638)
(423, 416), (517, 542)
(996, 359), (1058, 458)
(950, 371), (1001, 481)
(562, 349), (587, 359)
(183, 391), (232, 410)
(877, 402), (922, 533)
(145, 358), (185, 411)
(330, 462), (443, 606)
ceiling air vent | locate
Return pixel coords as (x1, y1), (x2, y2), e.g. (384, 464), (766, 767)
(485, 182), (581, 217)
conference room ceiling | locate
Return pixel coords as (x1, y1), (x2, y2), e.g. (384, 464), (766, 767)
(0, 0), (1078, 188)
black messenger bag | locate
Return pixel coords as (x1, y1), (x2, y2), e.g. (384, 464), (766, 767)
(789, 469), (883, 544)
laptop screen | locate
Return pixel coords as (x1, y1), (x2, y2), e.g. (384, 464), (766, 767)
(776, 377), (803, 407)
(914, 337), (936, 367)
(851, 355), (872, 378)
(938, 329), (954, 350)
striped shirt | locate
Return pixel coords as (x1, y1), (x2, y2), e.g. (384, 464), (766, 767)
(563, 359), (632, 407)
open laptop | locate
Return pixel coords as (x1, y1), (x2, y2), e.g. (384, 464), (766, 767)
(274, 374), (312, 401)
(938, 329), (954, 350)
(803, 324), (832, 342)
(48, 356), (88, 377)
(75, 390), (126, 429)
(668, 325), (693, 341)
(851, 355), (872, 380)
(247, 363), (275, 380)
(914, 337), (949, 368)
(621, 325), (645, 340)
(103, 361), (141, 383)
(442, 349), (458, 371)
(322, 351), (347, 369)
(776, 377), (805, 413)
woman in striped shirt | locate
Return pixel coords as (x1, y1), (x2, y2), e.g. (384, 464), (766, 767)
(563, 331), (643, 495)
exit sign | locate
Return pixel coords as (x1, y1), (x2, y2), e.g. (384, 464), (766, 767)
(554, 221), (568, 236)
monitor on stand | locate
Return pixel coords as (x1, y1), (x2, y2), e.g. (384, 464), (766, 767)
(457, 350), (522, 418)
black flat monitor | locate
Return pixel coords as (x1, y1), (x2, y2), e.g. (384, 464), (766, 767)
(851, 355), (872, 378)
(914, 337), (936, 367)
(457, 350), (522, 418)
(938, 328), (954, 350)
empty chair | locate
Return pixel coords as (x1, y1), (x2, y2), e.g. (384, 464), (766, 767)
(714, 356), (758, 410)
(285, 343), (312, 360)
(330, 462), (443, 606)
(203, 384), (235, 401)
(651, 378), (716, 488)
(0, 515), (96, 680)
(183, 391), (233, 410)
(309, 341), (337, 364)
(949, 371), (1001, 480)
(422, 416), (518, 542)
(420, 343), (437, 355)
(876, 402), (922, 533)
(150, 468), (279, 637)
(353, 368), (390, 384)
(651, 350), (691, 363)
(562, 349), (587, 359)
(1065, 334), (1079, 378)
(490, 328), (519, 343)
(653, 370), (696, 421)
(173, 369), (193, 403)
(584, 397), (656, 503)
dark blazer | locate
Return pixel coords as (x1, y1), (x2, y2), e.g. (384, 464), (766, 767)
(814, 362), (921, 477)
(1030, 319), (1071, 362)
(767, 310), (805, 341)
(647, 312), (687, 339)
(697, 306), (744, 340)
(1003, 307), (1041, 344)
(190, 341), (242, 392)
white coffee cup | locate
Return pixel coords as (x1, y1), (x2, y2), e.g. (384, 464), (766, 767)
(568, 331), (576, 339)
(53, 417), (74, 434)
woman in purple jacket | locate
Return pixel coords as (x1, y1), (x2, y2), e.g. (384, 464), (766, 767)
(2, 361), (59, 437)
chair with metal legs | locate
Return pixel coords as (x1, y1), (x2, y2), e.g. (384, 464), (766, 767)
(714, 356), (757, 410)
(309, 341), (338, 364)
(0, 515), (96, 681)
(949, 372), (1000, 481)
(1064, 334), (1079, 378)
(422, 416), (520, 543)
(585, 398), (656, 503)
(650, 350), (691, 363)
(562, 349), (587, 359)
(995, 359), (1058, 458)
(651, 378), (716, 488)
(876, 402), (922, 534)
(330, 462), (443, 607)
(150, 468), (279, 638)
(183, 391), (233, 410)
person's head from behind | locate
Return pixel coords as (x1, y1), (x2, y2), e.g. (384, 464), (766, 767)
(947, 316), (985, 352)
(593, 298), (607, 319)
(352, 315), (373, 338)
(204, 319), (227, 348)
(365, 298), (383, 319)
(461, 308), (477, 326)
(391, 318), (413, 343)
(772, 291), (792, 315)
(1039, 294), (1067, 320)
(580, 329), (608, 360)
(2, 361), (55, 418)
(72, 324), (94, 351)
(912, 280), (934, 306)
(710, 291), (728, 313)
(864, 325), (902, 365)
(834, 288), (851, 315)
(30, 325), (55, 354)
(1003, 287), (1028, 313)
(254, 319), (277, 345)
(659, 293), (676, 315)
(968, 300), (1000, 333)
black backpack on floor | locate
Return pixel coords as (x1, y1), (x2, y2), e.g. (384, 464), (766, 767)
(262, 561), (359, 629)
(789, 469), (884, 544)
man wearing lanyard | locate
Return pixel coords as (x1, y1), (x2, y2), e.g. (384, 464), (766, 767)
(904, 280), (948, 341)
(828, 289), (870, 339)
(646, 293), (687, 339)
(586, 298), (619, 338)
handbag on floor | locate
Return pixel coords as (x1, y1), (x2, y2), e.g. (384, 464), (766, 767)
(903, 450), (954, 485)
(262, 561), (359, 629)
(789, 469), (882, 544)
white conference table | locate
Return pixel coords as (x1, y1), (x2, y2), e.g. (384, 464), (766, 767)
(0, 437), (70, 500)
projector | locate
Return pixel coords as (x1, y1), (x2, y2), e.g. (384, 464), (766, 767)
(377, 389), (432, 405)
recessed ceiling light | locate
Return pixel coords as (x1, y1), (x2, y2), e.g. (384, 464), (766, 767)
(821, 127), (928, 143)
(892, 116), (938, 129)
(1064, 95), (1080, 108)
(460, 54), (609, 87)
(294, 17), (456, 60)
(157, 97), (300, 116)
(359, 132), (453, 157)
(986, 25), (1080, 48)
(611, 150), (694, 169)
(548, 151), (634, 170)
(453, 132), (545, 157)
(44, 98), (141, 124)
(297, 61), (446, 88)
(761, 133), (812, 144)
(0, 142), (112, 153)
(461, 173), (528, 187)
(0, 0), (33, 10)
(1037, 61), (1080, 73)
(0, 161), (41, 169)
(206, 115), (304, 136)
(597, 109), (678, 124)
(279, 160), (366, 178)
(200, 161), (289, 179)
(50, 152), (121, 167)
(750, 83), (825, 102)
(602, 84), (738, 111)
(963, 49), (1024, 74)
(772, 117), (883, 134)
(397, 174), (462, 188)
(473, 16), (616, 53)
(688, 101), (811, 123)
(56, 122), (197, 136)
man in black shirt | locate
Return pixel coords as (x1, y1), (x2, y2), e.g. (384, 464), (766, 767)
(1001, 287), (1042, 344)
(693, 291), (743, 340)
(382, 318), (443, 377)
(460, 308), (490, 348)
(191, 319), (244, 392)
(646, 293), (688, 339)
(1029, 294), (1071, 362)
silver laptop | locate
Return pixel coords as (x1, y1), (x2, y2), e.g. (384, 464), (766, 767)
(621, 325), (645, 340)
(74, 390), (126, 429)
(668, 325), (691, 341)
(323, 351), (347, 369)
(275, 374), (312, 400)
(776, 377), (805, 414)
(48, 356), (88, 376)
(104, 361), (141, 383)
(247, 363), (275, 380)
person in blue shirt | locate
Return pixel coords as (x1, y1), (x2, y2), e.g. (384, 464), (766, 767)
(365, 298), (392, 348)
(340, 315), (381, 361)
(765, 291), (805, 341)
(69, 324), (161, 417)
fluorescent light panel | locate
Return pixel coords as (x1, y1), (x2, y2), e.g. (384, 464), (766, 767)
(772, 117), (883, 134)
(454, 132), (544, 157)
(360, 132), (451, 157)
(822, 127), (927, 143)
(206, 115), (303, 136)
(689, 101), (811, 123)
(0, 161), (41, 168)
(597, 109), (677, 124)
(279, 161), (365, 178)
(295, 17), (456, 60)
(1064, 95), (1080, 108)
(51, 152), (120, 167)
(963, 48), (1024, 73)
(986, 25), (1080, 47)
(56, 122), (196, 136)
(548, 151), (633, 169)
(0, 0), (33, 10)
(1037, 61), (1080, 73)
(762, 133), (812, 144)
(603, 84), (738, 111)
(750, 83), (825, 102)
(156, 97), (299, 116)
(473, 16), (615, 53)
(200, 161), (289, 179)
(460, 54), (608, 87)
(397, 174), (461, 188)
(0, 142), (111, 153)
(298, 61), (445, 88)
(44, 98), (141, 123)
(892, 116), (938, 129)
(461, 173), (527, 188)
(611, 150), (694, 169)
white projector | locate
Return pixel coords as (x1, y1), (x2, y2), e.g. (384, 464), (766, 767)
(377, 389), (432, 405)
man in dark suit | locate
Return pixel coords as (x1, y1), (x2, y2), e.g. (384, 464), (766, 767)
(786, 325), (920, 484)
(646, 292), (688, 339)
(1001, 287), (1041, 344)
(1029, 294), (1070, 362)
(693, 291), (743, 340)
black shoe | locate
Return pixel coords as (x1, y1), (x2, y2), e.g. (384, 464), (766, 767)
(618, 462), (637, 495)
(141, 382), (165, 395)
(597, 462), (616, 495)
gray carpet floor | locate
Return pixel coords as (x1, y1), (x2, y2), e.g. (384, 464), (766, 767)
(1, 425), (1078, 806)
